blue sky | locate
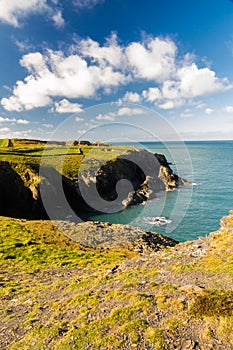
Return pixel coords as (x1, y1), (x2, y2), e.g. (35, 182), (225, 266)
(0, 0), (233, 141)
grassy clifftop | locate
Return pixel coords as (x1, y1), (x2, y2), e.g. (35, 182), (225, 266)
(0, 139), (130, 178)
(0, 211), (233, 349)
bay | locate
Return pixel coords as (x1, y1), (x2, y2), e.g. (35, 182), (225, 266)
(89, 141), (233, 242)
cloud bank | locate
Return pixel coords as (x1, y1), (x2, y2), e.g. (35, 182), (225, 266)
(1, 34), (230, 112)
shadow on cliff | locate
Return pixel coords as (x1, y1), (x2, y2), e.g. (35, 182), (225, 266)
(0, 162), (39, 218)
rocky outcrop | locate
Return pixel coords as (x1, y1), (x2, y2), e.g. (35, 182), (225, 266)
(58, 220), (178, 251)
(79, 148), (189, 211)
(0, 147), (189, 219)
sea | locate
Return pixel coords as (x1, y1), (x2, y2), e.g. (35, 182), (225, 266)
(89, 140), (233, 242)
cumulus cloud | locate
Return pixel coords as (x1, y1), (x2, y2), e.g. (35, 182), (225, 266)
(142, 63), (229, 109)
(0, 116), (29, 124)
(126, 37), (177, 82)
(77, 33), (125, 69)
(0, 0), (65, 28)
(117, 107), (145, 116)
(1, 34), (231, 112)
(1, 49), (127, 111)
(51, 99), (84, 113)
(122, 91), (141, 103)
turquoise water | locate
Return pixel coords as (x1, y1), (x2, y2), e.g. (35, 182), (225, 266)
(90, 141), (233, 242)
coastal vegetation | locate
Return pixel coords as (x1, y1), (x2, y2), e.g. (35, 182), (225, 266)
(0, 138), (129, 177)
(0, 139), (232, 349)
(0, 211), (233, 349)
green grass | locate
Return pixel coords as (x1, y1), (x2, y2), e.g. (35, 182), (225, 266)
(0, 217), (135, 271)
(0, 138), (132, 179)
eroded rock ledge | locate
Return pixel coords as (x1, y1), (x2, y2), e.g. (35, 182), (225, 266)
(58, 220), (178, 252)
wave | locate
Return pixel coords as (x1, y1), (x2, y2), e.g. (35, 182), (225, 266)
(143, 216), (172, 226)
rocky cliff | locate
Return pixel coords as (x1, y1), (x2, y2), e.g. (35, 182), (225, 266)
(0, 147), (188, 218)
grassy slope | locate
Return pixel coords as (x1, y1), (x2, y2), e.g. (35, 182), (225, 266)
(0, 212), (233, 349)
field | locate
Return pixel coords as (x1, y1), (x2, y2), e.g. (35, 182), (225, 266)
(0, 138), (131, 178)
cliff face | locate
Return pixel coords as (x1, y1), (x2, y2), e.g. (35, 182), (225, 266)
(77, 148), (188, 212)
(0, 162), (41, 218)
(0, 148), (188, 218)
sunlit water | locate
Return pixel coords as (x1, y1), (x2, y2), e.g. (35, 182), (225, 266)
(89, 141), (233, 242)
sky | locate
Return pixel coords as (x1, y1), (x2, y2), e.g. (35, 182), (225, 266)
(0, 0), (233, 141)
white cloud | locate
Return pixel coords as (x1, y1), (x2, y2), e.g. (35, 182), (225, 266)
(117, 107), (145, 116)
(142, 87), (162, 102)
(75, 116), (84, 122)
(15, 39), (34, 52)
(17, 118), (30, 124)
(205, 108), (215, 115)
(142, 63), (229, 109)
(77, 33), (125, 69)
(0, 127), (10, 132)
(1, 34), (231, 113)
(0, 0), (64, 27)
(96, 113), (115, 121)
(224, 106), (233, 113)
(122, 91), (141, 103)
(51, 10), (65, 28)
(77, 129), (87, 134)
(195, 102), (206, 109)
(158, 100), (184, 110)
(0, 0), (46, 27)
(0, 129), (33, 138)
(52, 99), (84, 113)
(126, 37), (177, 82)
(73, 0), (105, 9)
(95, 107), (145, 121)
(177, 64), (227, 97)
(42, 123), (53, 128)
(1, 49), (127, 111)
(0, 116), (29, 124)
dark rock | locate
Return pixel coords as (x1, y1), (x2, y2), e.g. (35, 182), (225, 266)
(131, 231), (179, 253)
(0, 147), (190, 219)
(58, 220), (179, 251)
